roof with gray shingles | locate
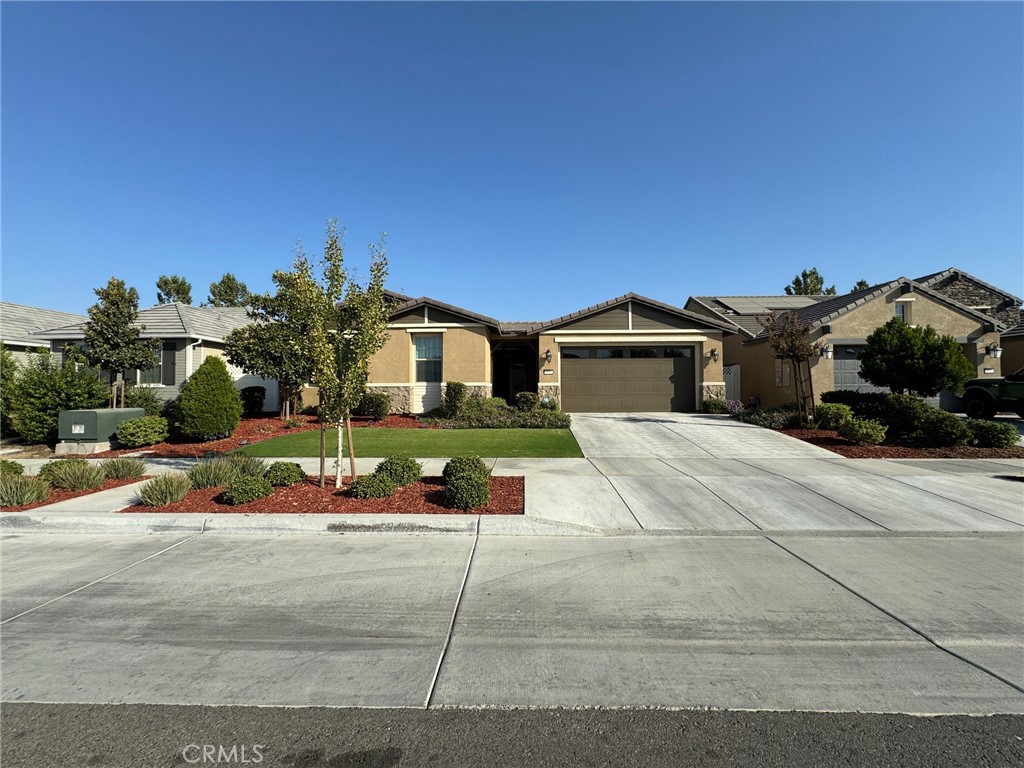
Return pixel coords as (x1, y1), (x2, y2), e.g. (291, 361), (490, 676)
(915, 267), (1022, 304)
(0, 302), (87, 347)
(31, 303), (254, 342)
(686, 295), (830, 337)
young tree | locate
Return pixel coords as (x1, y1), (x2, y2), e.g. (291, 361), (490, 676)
(759, 311), (821, 426)
(82, 278), (161, 406)
(858, 318), (974, 396)
(156, 274), (193, 305)
(852, 279), (870, 291)
(206, 273), (250, 307)
(784, 268), (837, 296)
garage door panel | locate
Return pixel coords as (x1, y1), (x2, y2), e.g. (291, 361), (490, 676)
(562, 352), (695, 413)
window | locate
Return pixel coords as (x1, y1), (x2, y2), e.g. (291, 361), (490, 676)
(630, 348), (657, 358)
(595, 348), (625, 359)
(895, 302), (910, 323)
(414, 334), (442, 382)
(664, 347), (692, 358)
(775, 359), (792, 388)
(561, 348), (590, 359)
(137, 342), (176, 386)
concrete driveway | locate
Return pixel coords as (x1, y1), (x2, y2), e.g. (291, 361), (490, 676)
(569, 412), (838, 458)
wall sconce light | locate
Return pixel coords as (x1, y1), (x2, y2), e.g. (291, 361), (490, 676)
(985, 343), (1003, 359)
(708, 348), (719, 363)
(543, 349), (552, 363)
(820, 345), (833, 360)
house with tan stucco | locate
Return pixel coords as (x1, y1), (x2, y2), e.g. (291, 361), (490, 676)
(362, 292), (736, 414)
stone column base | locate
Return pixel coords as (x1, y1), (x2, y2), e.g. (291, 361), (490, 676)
(700, 383), (726, 402)
(537, 383), (561, 409)
(366, 385), (413, 414)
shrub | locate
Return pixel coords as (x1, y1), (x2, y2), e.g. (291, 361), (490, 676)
(445, 472), (491, 510)
(443, 382), (467, 417)
(186, 458), (238, 489)
(374, 456), (422, 487)
(1, 348), (19, 436)
(820, 390), (890, 422)
(38, 458), (106, 490)
(858, 318), (974, 397)
(138, 473), (191, 506)
(815, 403), (854, 431)
(702, 398), (729, 414)
(349, 473), (398, 499)
(177, 357), (243, 441)
(240, 386), (266, 417)
(10, 351), (108, 444)
(115, 416), (169, 448)
(0, 475), (50, 507)
(123, 385), (164, 417)
(725, 399), (745, 415)
(882, 393), (931, 440)
(225, 453), (268, 479)
(538, 396), (559, 411)
(736, 407), (796, 430)
(837, 417), (887, 445)
(265, 461), (305, 487)
(919, 410), (971, 447)
(354, 391), (391, 421)
(222, 475), (274, 505)
(0, 459), (24, 476)
(965, 419), (1019, 449)
(514, 392), (540, 411)
(101, 457), (146, 480)
(422, 407), (571, 429)
(443, 455), (490, 483)
(284, 417), (304, 429)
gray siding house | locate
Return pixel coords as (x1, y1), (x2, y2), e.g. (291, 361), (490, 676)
(0, 302), (87, 366)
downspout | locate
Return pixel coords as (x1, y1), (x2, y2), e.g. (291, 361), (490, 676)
(185, 339), (202, 381)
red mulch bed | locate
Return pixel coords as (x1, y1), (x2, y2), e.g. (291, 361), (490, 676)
(1, 476), (147, 513)
(121, 475), (523, 515)
(782, 428), (1024, 459)
(91, 414), (432, 459)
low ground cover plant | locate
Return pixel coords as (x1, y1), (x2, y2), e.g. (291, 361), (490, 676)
(116, 416), (170, 448)
(101, 457), (147, 479)
(424, 386), (569, 429)
(0, 459), (24, 476)
(702, 398), (729, 414)
(0, 474), (50, 506)
(734, 404), (798, 430)
(965, 419), (1019, 449)
(443, 454), (491, 510)
(138, 473), (191, 506)
(38, 458), (106, 491)
(837, 417), (887, 445)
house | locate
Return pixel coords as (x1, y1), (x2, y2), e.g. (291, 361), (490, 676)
(685, 278), (1006, 409)
(30, 302), (280, 411)
(1000, 318), (1024, 374)
(0, 302), (87, 365)
(341, 292), (737, 414)
(915, 267), (1021, 329)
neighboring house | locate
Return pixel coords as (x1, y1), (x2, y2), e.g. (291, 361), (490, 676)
(327, 292), (736, 414)
(1000, 317), (1024, 374)
(0, 302), (86, 366)
(915, 267), (1022, 329)
(686, 278), (1006, 409)
(31, 303), (279, 411)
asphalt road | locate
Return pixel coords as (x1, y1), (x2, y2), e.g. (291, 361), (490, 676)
(2, 703), (1023, 768)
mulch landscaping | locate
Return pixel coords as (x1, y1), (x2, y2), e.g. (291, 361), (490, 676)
(121, 475), (524, 515)
(90, 414), (432, 459)
(782, 428), (1024, 459)
(1, 476), (148, 513)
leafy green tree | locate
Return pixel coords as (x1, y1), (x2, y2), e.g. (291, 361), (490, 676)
(858, 318), (974, 396)
(206, 273), (250, 307)
(176, 356), (243, 440)
(10, 351), (108, 444)
(156, 274), (192, 305)
(759, 311), (821, 426)
(82, 278), (161, 405)
(1, 349), (19, 436)
(852, 279), (870, 291)
(784, 268), (836, 296)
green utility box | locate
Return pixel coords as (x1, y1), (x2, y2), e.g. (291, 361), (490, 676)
(58, 408), (145, 443)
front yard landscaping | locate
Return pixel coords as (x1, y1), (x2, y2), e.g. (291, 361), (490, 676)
(235, 427), (583, 458)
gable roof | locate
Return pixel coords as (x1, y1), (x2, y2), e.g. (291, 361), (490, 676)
(388, 295), (503, 331)
(32, 303), (254, 343)
(0, 302), (87, 348)
(915, 267), (1022, 304)
(686, 295), (830, 338)
(746, 277), (1005, 344)
(534, 293), (738, 335)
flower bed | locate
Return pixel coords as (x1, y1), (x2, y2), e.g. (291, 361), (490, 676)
(121, 475), (523, 515)
(1, 477), (147, 513)
(782, 429), (1024, 459)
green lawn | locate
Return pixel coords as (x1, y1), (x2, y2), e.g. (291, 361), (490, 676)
(235, 428), (583, 458)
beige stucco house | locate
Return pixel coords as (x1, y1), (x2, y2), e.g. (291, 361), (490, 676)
(686, 276), (1009, 409)
(359, 292), (736, 414)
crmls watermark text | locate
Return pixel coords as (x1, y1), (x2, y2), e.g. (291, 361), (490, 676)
(181, 744), (265, 764)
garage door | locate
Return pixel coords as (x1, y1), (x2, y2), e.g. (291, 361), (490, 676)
(560, 346), (696, 412)
(833, 345), (887, 393)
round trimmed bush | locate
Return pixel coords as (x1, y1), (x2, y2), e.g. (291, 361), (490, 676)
(0, 475), (50, 507)
(882, 394), (931, 440)
(837, 417), (887, 446)
(0, 459), (25, 476)
(115, 416), (169, 448)
(222, 475), (274, 505)
(965, 419), (1018, 449)
(138, 473), (191, 507)
(374, 456), (422, 487)
(265, 461), (305, 487)
(815, 403), (853, 431)
(38, 458), (106, 490)
(177, 357), (243, 441)
(240, 386), (266, 417)
(443, 455), (489, 483)
(444, 473), (490, 510)
(515, 391), (540, 411)
(101, 457), (146, 480)
(919, 410), (971, 447)
(354, 391), (392, 421)
(349, 473), (398, 499)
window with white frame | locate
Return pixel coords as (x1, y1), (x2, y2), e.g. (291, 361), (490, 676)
(414, 335), (442, 382)
(775, 358), (792, 388)
(895, 301), (911, 323)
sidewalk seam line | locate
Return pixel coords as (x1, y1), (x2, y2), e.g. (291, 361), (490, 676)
(589, 459), (645, 531)
(0, 535), (201, 626)
(686, 474), (764, 531)
(764, 535), (1024, 697)
(425, 516), (479, 708)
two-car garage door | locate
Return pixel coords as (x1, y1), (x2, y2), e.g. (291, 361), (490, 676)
(560, 346), (696, 412)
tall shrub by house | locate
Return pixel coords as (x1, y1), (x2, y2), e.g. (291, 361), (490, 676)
(177, 357), (242, 440)
(10, 351), (108, 444)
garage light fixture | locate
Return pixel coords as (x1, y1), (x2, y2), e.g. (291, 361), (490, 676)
(707, 348), (719, 363)
(985, 343), (1003, 359)
(543, 349), (552, 363)
(820, 345), (833, 360)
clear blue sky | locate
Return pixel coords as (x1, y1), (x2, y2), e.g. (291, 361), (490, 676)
(3, 2), (1021, 320)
